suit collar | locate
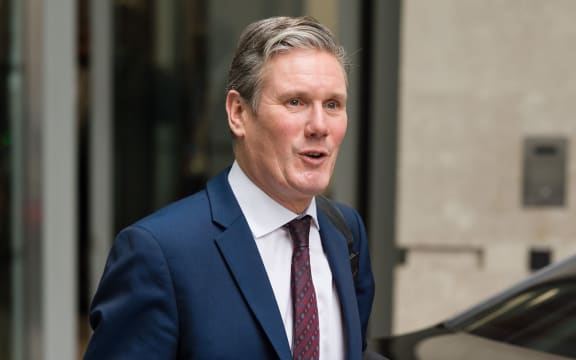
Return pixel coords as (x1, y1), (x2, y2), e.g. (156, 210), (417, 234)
(206, 168), (243, 229)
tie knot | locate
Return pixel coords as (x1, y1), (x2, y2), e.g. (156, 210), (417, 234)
(286, 215), (312, 248)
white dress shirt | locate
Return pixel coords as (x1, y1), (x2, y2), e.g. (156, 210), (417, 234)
(228, 161), (345, 359)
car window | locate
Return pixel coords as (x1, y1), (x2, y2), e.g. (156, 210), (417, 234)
(453, 278), (576, 358)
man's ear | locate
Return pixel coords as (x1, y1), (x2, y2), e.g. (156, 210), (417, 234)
(226, 90), (248, 137)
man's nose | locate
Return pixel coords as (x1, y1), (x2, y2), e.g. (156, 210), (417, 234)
(305, 104), (329, 137)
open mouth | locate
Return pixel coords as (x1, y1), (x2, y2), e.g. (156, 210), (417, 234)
(305, 152), (325, 159)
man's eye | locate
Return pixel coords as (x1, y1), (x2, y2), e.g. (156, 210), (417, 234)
(326, 101), (339, 110)
(288, 99), (301, 107)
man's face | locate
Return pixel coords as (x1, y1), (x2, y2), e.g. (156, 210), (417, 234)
(228, 49), (348, 213)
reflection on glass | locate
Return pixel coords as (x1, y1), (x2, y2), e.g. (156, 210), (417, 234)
(528, 288), (559, 307)
(465, 292), (535, 332)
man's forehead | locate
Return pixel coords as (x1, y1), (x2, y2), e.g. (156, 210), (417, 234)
(261, 49), (348, 86)
(263, 48), (346, 70)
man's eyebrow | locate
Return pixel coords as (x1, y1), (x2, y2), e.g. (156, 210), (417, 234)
(330, 92), (347, 100)
(324, 92), (347, 103)
(278, 90), (347, 101)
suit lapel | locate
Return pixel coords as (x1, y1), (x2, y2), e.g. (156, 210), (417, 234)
(318, 212), (363, 360)
(207, 171), (292, 360)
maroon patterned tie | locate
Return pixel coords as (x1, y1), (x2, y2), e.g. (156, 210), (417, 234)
(286, 215), (320, 360)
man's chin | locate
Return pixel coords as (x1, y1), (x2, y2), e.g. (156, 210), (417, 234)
(288, 172), (332, 195)
(299, 183), (331, 198)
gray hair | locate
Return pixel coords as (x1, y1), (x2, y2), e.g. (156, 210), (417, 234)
(226, 16), (349, 112)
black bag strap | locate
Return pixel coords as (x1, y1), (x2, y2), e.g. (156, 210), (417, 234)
(316, 195), (359, 284)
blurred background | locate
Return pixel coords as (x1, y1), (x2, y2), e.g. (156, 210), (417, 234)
(1, 0), (575, 359)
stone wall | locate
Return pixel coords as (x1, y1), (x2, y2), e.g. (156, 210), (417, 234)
(394, 0), (576, 333)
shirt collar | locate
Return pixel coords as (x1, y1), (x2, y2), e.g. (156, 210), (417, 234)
(228, 161), (319, 239)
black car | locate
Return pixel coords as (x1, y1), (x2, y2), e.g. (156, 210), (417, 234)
(370, 253), (576, 359)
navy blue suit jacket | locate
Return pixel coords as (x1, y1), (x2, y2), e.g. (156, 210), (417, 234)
(84, 169), (375, 359)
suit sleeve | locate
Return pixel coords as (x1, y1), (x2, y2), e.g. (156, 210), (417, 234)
(84, 226), (179, 360)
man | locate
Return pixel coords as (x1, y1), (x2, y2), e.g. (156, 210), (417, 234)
(84, 16), (375, 360)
